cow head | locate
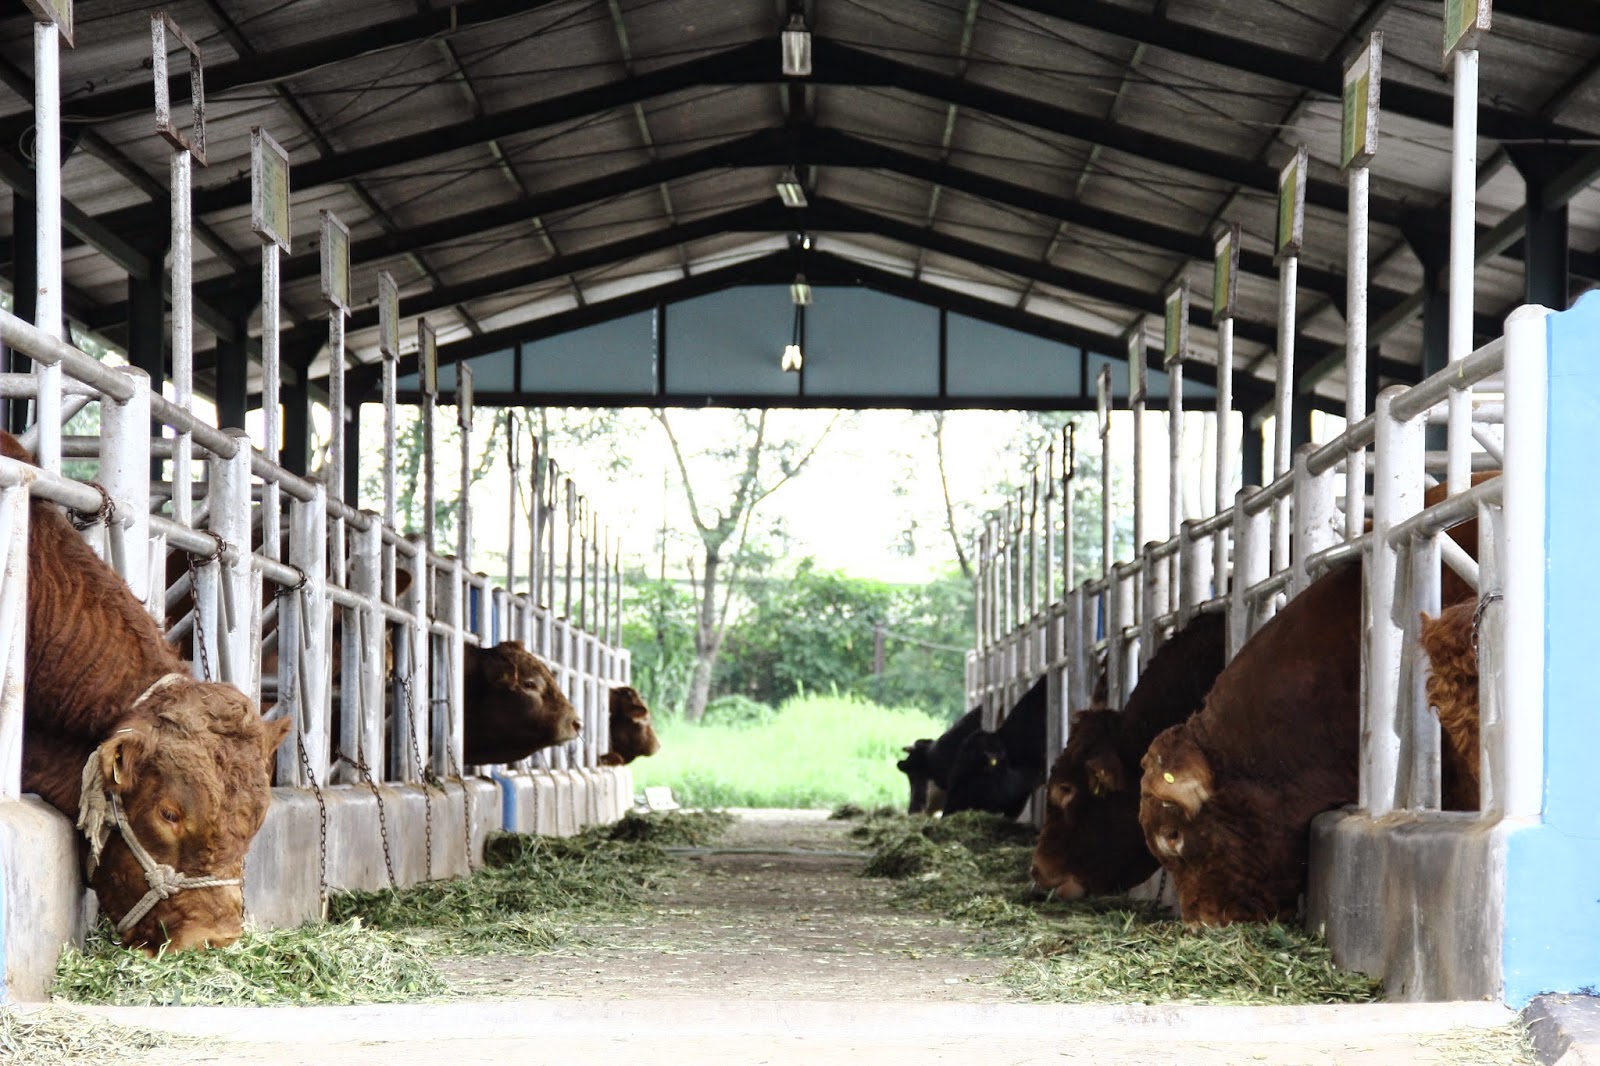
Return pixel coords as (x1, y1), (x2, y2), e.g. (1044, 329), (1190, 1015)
(1029, 709), (1153, 899)
(598, 686), (661, 766)
(82, 678), (290, 952)
(942, 730), (1031, 818)
(1139, 726), (1299, 926)
(462, 641), (579, 765)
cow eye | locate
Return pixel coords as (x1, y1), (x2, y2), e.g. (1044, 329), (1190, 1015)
(160, 808), (181, 825)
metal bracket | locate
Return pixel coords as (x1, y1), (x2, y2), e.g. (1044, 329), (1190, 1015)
(152, 13), (205, 164)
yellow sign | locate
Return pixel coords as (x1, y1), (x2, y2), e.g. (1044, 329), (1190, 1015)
(419, 319), (438, 397)
(1212, 223), (1239, 324)
(378, 272), (399, 358)
(320, 211), (350, 313)
(251, 128), (291, 251)
(24, 0), (72, 44)
(1342, 34), (1382, 169)
(1164, 285), (1188, 367)
(1445, 0), (1491, 61)
(1275, 147), (1307, 262)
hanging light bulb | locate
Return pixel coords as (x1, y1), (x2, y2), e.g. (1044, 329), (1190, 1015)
(782, 301), (805, 373)
(790, 273), (812, 306)
(776, 166), (807, 208)
(781, 12), (812, 77)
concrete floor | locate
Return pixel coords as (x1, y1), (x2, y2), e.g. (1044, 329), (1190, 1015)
(67, 998), (1524, 1065)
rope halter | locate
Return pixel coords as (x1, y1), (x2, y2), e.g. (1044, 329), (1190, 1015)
(75, 672), (244, 936)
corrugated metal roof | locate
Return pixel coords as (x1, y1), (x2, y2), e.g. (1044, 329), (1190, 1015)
(2, 0), (1598, 413)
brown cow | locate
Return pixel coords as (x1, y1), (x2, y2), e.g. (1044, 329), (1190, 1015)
(1421, 600), (1481, 811)
(461, 640), (579, 765)
(598, 686), (661, 766)
(1139, 482), (1485, 926)
(5, 433), (290, 952)
(1030, 610), (1227, 899)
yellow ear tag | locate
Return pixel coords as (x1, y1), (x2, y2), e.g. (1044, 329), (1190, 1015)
(1162, 772), (1175, 783)
(112, 762), (121, 785)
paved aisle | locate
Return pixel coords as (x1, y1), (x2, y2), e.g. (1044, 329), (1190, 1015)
(69, 810), (1525, 1064)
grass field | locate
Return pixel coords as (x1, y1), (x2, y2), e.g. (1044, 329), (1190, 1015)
(629, 694), (944, 809)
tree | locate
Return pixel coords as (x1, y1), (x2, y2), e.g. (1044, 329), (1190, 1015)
(655, 409), (838, 722)
(932, 411), (971, 579)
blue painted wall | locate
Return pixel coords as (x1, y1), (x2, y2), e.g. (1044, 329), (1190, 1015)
(1501, 291), (1600, 1006)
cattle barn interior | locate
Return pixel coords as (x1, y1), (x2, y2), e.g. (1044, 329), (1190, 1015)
(0, 0), (1597, 1026)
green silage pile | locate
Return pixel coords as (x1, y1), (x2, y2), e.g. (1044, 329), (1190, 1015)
(859, 811), (1380, 1005)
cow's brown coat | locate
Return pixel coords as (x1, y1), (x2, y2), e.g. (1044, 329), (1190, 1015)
(462, 640), (579, 765)
(1421, 600), (1481, 811)
(598, 685), (661, 766)
(7, 433), (289, 951)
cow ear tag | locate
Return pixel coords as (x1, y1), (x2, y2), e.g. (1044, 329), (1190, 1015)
(1162, 772), (1175, 783)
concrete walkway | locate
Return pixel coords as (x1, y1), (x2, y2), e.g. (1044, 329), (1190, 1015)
(68, 998), (1525, 1066)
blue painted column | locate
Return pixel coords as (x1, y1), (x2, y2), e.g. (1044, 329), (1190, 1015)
(1501, 291), (1600, 1005)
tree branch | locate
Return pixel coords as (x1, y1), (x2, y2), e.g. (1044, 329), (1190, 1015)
(747, 411), (840, 511)
(935, 411), (972, 580)
(654, 409), (711, 536)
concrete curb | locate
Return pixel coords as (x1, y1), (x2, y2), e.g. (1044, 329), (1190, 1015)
(70, 998), (1518, 1045)
(1526, 994), (1600, 1066)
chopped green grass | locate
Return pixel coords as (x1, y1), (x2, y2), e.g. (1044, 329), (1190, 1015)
(0, 1006), (188, 1065)
(860, 812), (1381, 1006)
(331, 811), (733, 953)
(51, 919), (447, 1006)
(632, 694), (944, 808)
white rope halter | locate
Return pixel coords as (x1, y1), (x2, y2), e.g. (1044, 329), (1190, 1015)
(75, 672), (242, 936)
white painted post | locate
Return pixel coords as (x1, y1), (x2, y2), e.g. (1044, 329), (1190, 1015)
(1444, 6), (1490, 498)
(1364, 385), (1424, 816)
(1028, 470), (1040, 619)
(280, 483), (329, 787)
(397, 534), (431, 782)
(0, 481), (29, 799)
(98, 367), (152, 606)
(1213, 224), (1240, 593)
(379, 273), (400, 531)
(32, 19), (62, 475)
(1227, 489), (1262, 660)
(1129, 330), (1147, 555)
(353, 514), (384, 781)
(1179, 519), (1210, 627)
(1291, 443), (1339, 596)
(1043, 445), (1056, 609)
(1500, 303), (1550, 820)
(1061, 423), (1076, 597)
(209, 432), (254, 694)
(1406, 525), (1442, 811)
(1274, 147), (1309, 574)
(419, 320), (438, 565)
(1343, 36), (1382, 539)
(1097, 366), (1113, 581)
(1474, 502), (1504, 814)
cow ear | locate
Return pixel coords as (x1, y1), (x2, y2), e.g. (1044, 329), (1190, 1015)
(1143, 753), (1212, 816)
(628, 704), (650, 720)
(501, 640), (525, 653)
(259, 716), (293, 770)
(1085, 752), (1124, 796)
(98, 729), (149, 795)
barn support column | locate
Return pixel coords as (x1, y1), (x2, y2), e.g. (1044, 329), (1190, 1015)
(1242, 424), (1264, 487)
(281, 346), (311, 476)
(344, 401), (361, 505)
(1510, 147), (1573, 311)
(215, 308), (250, 431)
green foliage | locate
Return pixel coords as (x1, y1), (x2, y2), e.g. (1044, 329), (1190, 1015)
(630, 693), (945, 809)
(703, 693), (777, 727)
(621, 575), (698, 718)
(704, 561), (973, 724)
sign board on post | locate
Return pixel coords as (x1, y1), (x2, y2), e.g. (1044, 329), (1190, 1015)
(152, 13), (204, 161)
(250, 128), (290, 251)
(1127, 327), (1147, 405)
(1275, 146), (1308, 262)
(1164, 285), (1189, 367)
(320, 211), (351, 314)
(457, 363), (474, 430)
(23, 0), (72, 45)
(378, 272), (400, 358)
(418, 319), (438, 397)
(1096, 365), (1112, 439)
(1342, 33), (1383, 170)
(1445, 0), (1491, 61)
(1212, 223), (1240, 324)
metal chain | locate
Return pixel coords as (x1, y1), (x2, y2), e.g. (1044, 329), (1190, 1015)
(431, 678), (476, 874)
(68, 481), (116, 532)
(397, 668), (434, 882)
(336, 747), (397, 889)
(1471, 589), (1503, 655)
(295, 730), (330, 918)
(183, 549), (215, 684)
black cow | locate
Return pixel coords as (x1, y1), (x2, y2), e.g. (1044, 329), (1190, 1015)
(943, 676), (1049, 819)
(896, 706), (983, 814)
